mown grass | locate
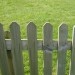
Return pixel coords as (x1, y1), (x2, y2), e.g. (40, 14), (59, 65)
(0, 0), (75, 75)
(0, 0), (75, 38)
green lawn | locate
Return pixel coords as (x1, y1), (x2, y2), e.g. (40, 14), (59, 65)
(0, 0), (74, 75)
(0, 0), (75, 38)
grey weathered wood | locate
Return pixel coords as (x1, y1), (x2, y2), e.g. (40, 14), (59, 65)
(5, 39), (72, 50)
(5, 31), (15, 75)
(27, 22), (38, 75)
(43, 23), (53, 75)
(10, 22), (24, 75)
(0, 24), (11, 75)
(57, 24), (68, 75)
(70, 26), (75, 75)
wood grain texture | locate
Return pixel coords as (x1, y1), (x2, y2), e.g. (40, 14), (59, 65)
(0, 24), (11, 75)
(5, 39), (72, 50)
(27, 22), (38, 75)
(43, 23), (53, 75)
(10, 22), (24, 75)
(57, 23), (68, 75)
(5, 31), (14, 75)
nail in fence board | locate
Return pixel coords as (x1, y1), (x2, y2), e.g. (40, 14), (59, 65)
(57, 24), (68, 75)
(43, 23), (53, 75)
(0, 24), (11, 75)
(70, 26), (75, 75)
(10, 22), (24, 75)
(27, 22), (38, 75)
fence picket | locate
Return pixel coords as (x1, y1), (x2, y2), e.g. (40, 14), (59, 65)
(27, 22), (38, 75)
(70, 26), (75, 75)
(57, 24), (68, 75)
(0, 22), (75, 75)
(43, 23), (53, 75)
(5, 31), (15, 75)
(10, 22), (24, 75)
(0, 24), (11, 75)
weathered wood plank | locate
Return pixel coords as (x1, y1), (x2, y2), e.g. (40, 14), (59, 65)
(0, 24), (11, 75)
(5, 39), (72, 50)
(70, 26), (75, 75)
(27, 22), (38, 75)
(10, 22), (24, 75)
(57, 24), (68, 75)
(5, 31), (14, 75)
(43, 23), (53, 75)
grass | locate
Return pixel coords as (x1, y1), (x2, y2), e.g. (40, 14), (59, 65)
(22, 50), (71, 75)
(0, 0), (75, 38)
(0, 0), (75, 75)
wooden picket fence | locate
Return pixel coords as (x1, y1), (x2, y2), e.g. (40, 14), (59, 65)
(0, 22), (75, 75)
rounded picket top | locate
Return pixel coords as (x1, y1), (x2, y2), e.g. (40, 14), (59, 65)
(43, 22), (53, 44)
(10, 22), (19, 28)
(58, 23), (68, 30)
(27, 21), (37, 42)
(27, 21), (36, 29)
(58, 23), (68, 38)
(10, 22), (18, 25)
(43, 22), (53, 35)
(10, 22), (20, 31)
(27, 22), (36, 33)
(58, 23), (68, 46)
(43, 22), (52, 28)
(58, 23), (68, 34)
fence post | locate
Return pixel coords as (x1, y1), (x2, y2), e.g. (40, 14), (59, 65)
(5, 31), (14, 75)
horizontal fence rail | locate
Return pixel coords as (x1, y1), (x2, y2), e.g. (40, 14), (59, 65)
(0, 22), (75, 75)
(5, 39), (72, 50)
